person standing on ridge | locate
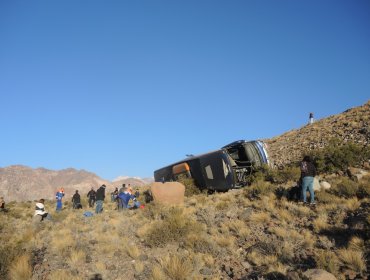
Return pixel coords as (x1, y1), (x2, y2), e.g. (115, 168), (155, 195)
(87, 187), (96, 208)
(95, 184), (106, 214)
(309, 112), (314, 124)
(55, 188), (65, 212)
(300, 155), (316, 205)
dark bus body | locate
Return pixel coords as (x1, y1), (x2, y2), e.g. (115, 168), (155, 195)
(154, 140), (270, 191)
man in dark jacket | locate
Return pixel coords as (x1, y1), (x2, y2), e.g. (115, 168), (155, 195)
(300, 155), (316, 205)
(87, 187), (96, 208)
(72, 190), (82, 209)
(95, 185), (106, 214)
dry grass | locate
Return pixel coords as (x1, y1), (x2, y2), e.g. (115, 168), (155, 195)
(143, 207), (203, 247)
(124, 243), (141, 259)
(214, 235), (234, 248)
(249, 212), (271, 224)
(313, 213), (329, 233)
(8, 255), (32, 280)
(134, 261), (145, 274)
(348, 236), (365, 251)
(247, 250), (278, 266)
(47, 269), (82, 280)
(338, 249), (366, 273)
(68, 250), (86, 267)
(160, 254), (193, 280)
(314, 250), (340, 274)
(151, 265), (166, 280)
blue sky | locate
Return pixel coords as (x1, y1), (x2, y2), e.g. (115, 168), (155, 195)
(1, 0), (369, 180)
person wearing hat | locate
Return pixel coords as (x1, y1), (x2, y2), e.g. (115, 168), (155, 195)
(34, 199), (51, 221)
(55, 188), (65, 212)
(95, 184), (106, 214)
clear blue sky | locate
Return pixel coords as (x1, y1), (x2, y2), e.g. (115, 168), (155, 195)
(1, 0), (369, 180)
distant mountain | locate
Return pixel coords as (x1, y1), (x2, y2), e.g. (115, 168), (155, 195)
(0, 165), (151, 202)
(265, 100), (370, 167)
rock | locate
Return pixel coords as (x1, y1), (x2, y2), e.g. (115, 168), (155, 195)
(313, 178), (321, 191)
(139, 254), (148, 261)
(150, 182), (185, 205)
(199, 267), (213, 275)
(286, 271), (300, 280)
(241, 261), (252, 270)
(303, 269), (337, 280)
(347, 167), (369, 181)
(319, 181), (331, 190)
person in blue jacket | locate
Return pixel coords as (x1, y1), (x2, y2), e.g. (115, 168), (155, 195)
(117, 187), (140, 210)
(55, 188), (65, 212)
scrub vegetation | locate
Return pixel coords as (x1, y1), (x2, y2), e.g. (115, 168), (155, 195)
(0, 142), (369, 280)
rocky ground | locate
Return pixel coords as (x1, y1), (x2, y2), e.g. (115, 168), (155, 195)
(1, 173), (369, 280)
(265, 100), (370, 168)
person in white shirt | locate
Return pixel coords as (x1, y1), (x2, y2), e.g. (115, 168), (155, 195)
(34, 199), (51, 221)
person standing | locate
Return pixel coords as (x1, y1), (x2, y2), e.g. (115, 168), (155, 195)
(72, 190), (81, 209)
(300, 155), (316, 205)
(55, 188), (65, 212)
(87, 187), (96, 208)
(309, 112), (314, 124)
(95, 185), (106, 214)
(0, 197), (7, 212)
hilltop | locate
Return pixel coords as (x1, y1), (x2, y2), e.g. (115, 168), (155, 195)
(265, 100), (369, 167)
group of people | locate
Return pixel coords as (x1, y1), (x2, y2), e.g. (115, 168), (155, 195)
(33, 183), (141, 221)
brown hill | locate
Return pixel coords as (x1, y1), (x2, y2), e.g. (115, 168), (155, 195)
(0, 165), (110, 202)
(265, 100), (370, 167)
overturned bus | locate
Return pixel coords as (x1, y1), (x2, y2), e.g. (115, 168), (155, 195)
(154, 140), (270, 191)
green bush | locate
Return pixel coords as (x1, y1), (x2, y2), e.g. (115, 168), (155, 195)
(248, 164), (300, 185)
(144, 207), (203, 247)
(243, 179), (275, 199)
(330, 177), (359, 198)
(266, 166), (301, 184)
(176, 176), (202, 197)
(310, 139), (369, 173)
(357, 175), (370, 199)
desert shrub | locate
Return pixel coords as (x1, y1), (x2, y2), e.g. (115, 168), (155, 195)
(315, 190), (340, 203)
(314, 250), (339, 274)
(310, 139), (370, 173)
(144, 207), (203, 247)
(266, 166), (301, 184)
(184, 234), (219, 255)
(248, 164), (300, 185)
(243, 180), (275, 199)
(177, 176), (202, 196)
(0, 243), (24, 279)
(8, 254), (32, 280)
(338, 249), (366, 273)
(160, 254), (193, 280)
(357, 175), (370, 199)
(330, 177), (359, 198)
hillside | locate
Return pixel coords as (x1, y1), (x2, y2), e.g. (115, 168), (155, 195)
(265, 100), (370, 167)
(0, 166), (110, 202)
(0, 101), (369, 280)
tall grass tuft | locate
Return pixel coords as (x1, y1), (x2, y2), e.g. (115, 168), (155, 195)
(8, 255), (32, 280)
(338, 249), (366, 273)
(160, 254), (193, 280)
